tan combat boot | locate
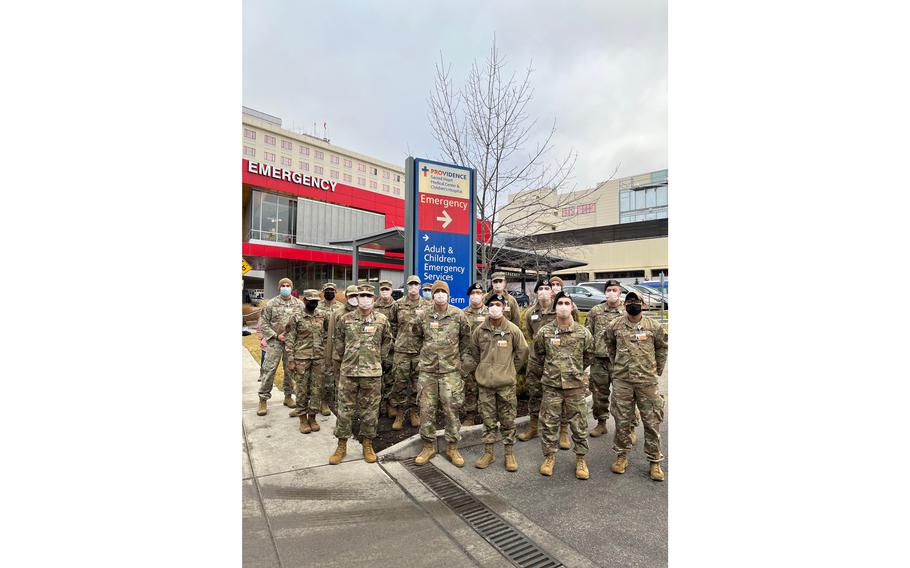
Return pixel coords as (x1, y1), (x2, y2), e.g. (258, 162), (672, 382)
(299, 415), (311, 434)
(461, 413), (475, 427)
(611, 454), (628, 474)
(392, 413), (406, 431)
(308, 414), (320, 432)
(320, 400), (331, 416)
(363, 438), (377, 463)
(289, 407), (304, 418)
(575, 455), (589, 480)
(328, 439), (347, 465)
(257, 400), (267, 416)
(409, 410), (421, 428)
(446, 442), (465, 467)
(517, 415), (538, 441)
(539, 454), (556, 476)
(283, 394), (295, 408)
(414, 441), (436, 465)
(589, 420), (608, 437)
(388, 405), (399, 418)
(649, 462), (665, 481)
(474, 444), (495, 469)
(504, 445), (518, 472)
(559, 423), (571, 450)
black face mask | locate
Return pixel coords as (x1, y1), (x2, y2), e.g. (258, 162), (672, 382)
(626, 303), (642, 316)
(305, 300), (319, 312)
(323, 290), (335, 301)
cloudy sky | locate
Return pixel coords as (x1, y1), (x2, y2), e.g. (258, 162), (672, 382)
(243, 0), (666, 192)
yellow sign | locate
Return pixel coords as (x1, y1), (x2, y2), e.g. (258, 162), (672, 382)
(242, 258), (252, 275)
(417, 161), (471, 200)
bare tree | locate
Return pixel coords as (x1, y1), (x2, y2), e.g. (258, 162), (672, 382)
(428, 37), (605, 282)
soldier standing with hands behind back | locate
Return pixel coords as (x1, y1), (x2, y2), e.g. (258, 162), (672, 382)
(460, 282), (489, 426)
(285, 289), (329, 434)
(257, 277), (302, 416)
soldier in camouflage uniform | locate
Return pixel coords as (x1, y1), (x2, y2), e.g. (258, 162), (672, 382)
(286, 290), (329, 434)
(518, 280), (577, 448)
(389, 275), (431, 430)
(548, 276), (580, 321)
(325, 285), (359, 416)
(257, 278), (302, 416)
(585, 279), (633, 439)
(411, 281), (475, 467)
(317, 283), (345, 416)
(471, 294), (529, 472)
(460, 282), (489, 426)
(484, 272), (522, 327)
(373, 279), (397, 417)
(328, 284), (392, 465)
(606, 291), (668, 481)
(526, 291), (595, 480)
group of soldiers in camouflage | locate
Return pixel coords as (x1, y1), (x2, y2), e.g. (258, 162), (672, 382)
(255, 273), (667, 481)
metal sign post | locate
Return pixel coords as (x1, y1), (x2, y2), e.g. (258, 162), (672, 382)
(405, 157), (476, 307)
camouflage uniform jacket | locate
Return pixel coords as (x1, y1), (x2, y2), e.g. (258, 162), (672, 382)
(413, 305), (475, 374)
(483, 291), (522, 327)
(319, 301), (347, 367)
(389, 295), (431, 353)
(527, 320), (594, 390)
(333, 309), (392, 377)
(374, 298), (396, 323)
(259, 295), (303, 340)
(285, 308), (330, 360)
(471, 317), (530, 389)
(585, 302), (625, 359)
(525, 301), (579, 340)
(462, 304), (489, 334)
(605, 315), (668, 384)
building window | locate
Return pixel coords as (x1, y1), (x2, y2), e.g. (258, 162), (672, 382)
(619, 185), (667, 224)
(243, 146), (256, 158)
(561, 207), (576, 217)
(264, 152), (276, 163)
(594, 270), (646, 279)
(281, 157), (292, 167)
(330, 155), (339, 165)
(264, 134), (276, 146)
(330, 170), (339, 179)
(314, 165), (324, 175)
(299, 161), (309, 171)
(299, 146), (309, 156)
(393, 187), (401, 196)
(371, 167), (378, 175)
(370, 180), (378, 190)
(343, 173), (352, 182)
(382, 184), (390, 193)
(577, 203), (596, 215)
(343, 158), (352, 168)
(357, 177), (366, 186)
(250, 190), (298, 244)
(244, 128), (256, 141)
(382, 170), (390, 179)
(651, 169), (668, 183)
(358, 163), (366, 172)
(315, 150), (324, 160)
(395, 174), (401, 182)
(281, 140), (293, 152)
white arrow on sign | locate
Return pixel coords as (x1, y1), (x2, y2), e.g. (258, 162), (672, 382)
(436, 209), (452, 229)
(422, 234), (429, 241)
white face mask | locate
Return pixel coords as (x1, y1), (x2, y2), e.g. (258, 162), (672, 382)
(605, 291), (619, 303)
(380, 289), (392, 300)
(551, 284), (562, 294)
(407, 284), (420, 296)
(470, 292), (483, 306)
(358, 296), (373, 309)
(537, 289), (551, 302)
(433, 291), (448, 305)
(555, 303), (572, 318)
(492, 281), (505, 292)
(422, 290), (432, 300)
(488, 305), (504, 318)
(348, 296), (359, 307)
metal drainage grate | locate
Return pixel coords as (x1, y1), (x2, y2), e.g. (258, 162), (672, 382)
(402, 457), (564, 568)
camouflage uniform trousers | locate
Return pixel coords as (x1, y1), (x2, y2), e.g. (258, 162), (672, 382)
(478, 385), (517, 446)
(526, 375), (570, 427)
(390, 352), (420, 414)
(293, 359), (324, 413)
(611, 379), (665, 462)
(381, 349), (395, 408)
(461, 369), (478, 415)
(591, 358), (641, 427)
(539, 386), (589, 456)
(258, 338), (294, 401)
(323, 359), (340, 404)
(417, 371), (464, 443)
(333, 374), (382, 440)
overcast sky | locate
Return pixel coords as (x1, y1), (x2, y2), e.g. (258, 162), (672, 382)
(243, 0), (666, 192)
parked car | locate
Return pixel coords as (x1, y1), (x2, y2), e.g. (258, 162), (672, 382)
(392, 288), (404, 301)
(563, 285), (608, 311)
(624, 284), (668, 311)
(639, 279), (669, 295)
(508, 289), (530, 307)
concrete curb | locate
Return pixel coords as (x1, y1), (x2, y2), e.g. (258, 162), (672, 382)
(378, 395), (593, 461)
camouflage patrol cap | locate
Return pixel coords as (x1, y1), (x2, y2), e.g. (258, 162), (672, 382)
(491, 272), (506, 281)
(430, 280), (450, 296)
(278, 277), (293, 287)
(624, 291), (642, 302)
(486, 293), (507, 307)
(422, 283), (432, 291)
(322, 282), (338, 291)
(358, 284), (375, 296)
(345, 285), (359, 296)
(553, 291), (573, 304)
(467, 282), (485, 295)
(549, 276), (565, 286)
(379, 280), (393, 290)
(406, 275), (421, 285)
(533, 279), (550, 293)
(303, 289), (321, 301)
